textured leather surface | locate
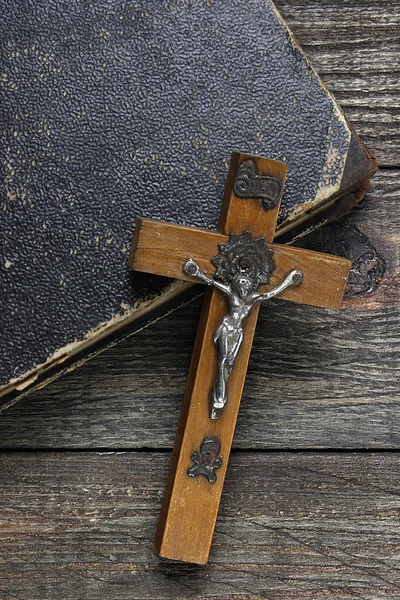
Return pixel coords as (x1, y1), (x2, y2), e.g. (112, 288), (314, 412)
(0, 0), (373, 387)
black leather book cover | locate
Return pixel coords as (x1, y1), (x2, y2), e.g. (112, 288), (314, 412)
(0, 0), (376, 409)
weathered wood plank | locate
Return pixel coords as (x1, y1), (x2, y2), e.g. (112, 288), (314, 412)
(1, 299), (397, 449)
(0, 451), (399, 599)
(275, 0), (400, 166)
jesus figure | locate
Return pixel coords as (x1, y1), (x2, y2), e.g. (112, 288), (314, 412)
(183, 256), (303, 419)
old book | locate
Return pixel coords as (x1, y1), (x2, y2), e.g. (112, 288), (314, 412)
(0, 0), (376, 410)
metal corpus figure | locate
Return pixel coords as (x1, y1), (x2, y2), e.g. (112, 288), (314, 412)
(183, 232), (303, 420)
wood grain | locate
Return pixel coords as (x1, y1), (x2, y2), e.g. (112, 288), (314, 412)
(130, 218), (350, 309)
(0, 451), (399, 599)
(276, 0), (400, 167)
(153, 153), (287, 563)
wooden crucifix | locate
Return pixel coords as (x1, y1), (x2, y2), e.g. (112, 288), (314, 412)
(128, 152), (351, 565)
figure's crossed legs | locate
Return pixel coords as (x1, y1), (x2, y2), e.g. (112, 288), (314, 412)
(211, 326), (244, 419)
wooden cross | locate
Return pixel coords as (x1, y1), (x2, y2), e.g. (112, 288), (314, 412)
(128, 152), (351, 565)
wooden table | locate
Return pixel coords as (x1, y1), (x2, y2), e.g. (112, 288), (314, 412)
(1, 1), (399, 597)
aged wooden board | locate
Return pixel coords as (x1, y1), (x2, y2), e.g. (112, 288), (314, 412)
(0, 451), (399, 599)
(277, 0), (400, 167)
(1, 300), (398, 450)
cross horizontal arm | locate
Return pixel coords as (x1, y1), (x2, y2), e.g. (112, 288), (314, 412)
(129, 217), (351, 310)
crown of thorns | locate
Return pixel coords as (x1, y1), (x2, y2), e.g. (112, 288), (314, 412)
(211, 231), (275, 288)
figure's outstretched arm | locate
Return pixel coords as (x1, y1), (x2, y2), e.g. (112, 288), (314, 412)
(183, 259), (230, 294)
(249, 270), (303, 305)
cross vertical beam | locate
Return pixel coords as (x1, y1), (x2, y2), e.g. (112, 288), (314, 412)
(129, 151), (351, 564)
(153, 153), (287, 564)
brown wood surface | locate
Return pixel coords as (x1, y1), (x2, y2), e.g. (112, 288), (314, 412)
(154, 153), (288, 563)
(1, 451), (399, 599)
(1, 0), (399, 596)
(278, 0), (400, 168)
(130, 218), (350, 309)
